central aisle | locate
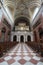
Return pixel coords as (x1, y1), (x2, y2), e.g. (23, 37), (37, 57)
(0, 43), (43, 65)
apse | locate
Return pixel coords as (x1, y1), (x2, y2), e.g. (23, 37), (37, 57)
(13, 17), (31, 31)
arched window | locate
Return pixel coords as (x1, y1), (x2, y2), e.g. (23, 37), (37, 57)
(39, 27), (43, 42)
(1, 27), (6, 42)
(39, 27), (43, 38)
(1, 27), (6, 33)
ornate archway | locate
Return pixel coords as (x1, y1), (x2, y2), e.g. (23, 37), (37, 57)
(27, 35), (31, 42)
(13, 35), (17, 42)
(20, 35), (24, 42)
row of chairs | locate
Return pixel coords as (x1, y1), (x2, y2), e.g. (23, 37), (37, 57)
(0, 41), (18, 57)
(26, 41), (43, 56)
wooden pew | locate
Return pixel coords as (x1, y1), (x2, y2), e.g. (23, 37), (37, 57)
(26, 41), (43, 56)
(40, 43), (43, 56)
(0, 44), (3, 57)
(0, 41), (18, 57)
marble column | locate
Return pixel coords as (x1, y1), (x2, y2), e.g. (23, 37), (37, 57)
(19, 35), (20, 43)
(36, 30), (40, 42)
(24, 35), (25, 42)
(5, 30), (8, 42)
(31, 33), (33, 41)
(17, 35), (19, 42)
(0, 30), (2, 38)
(26, 35), (27, 42)
(11, 34), (13, 42)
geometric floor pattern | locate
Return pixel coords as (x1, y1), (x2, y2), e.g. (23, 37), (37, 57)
(0, 43), (43, 65)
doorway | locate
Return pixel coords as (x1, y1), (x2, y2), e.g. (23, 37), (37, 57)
(27, 35), (31, 42)
(1, 27), (6, 42)
(20, 35), (24, 42)
(13, 35), (17, 42)
(39, 27), (43, 42)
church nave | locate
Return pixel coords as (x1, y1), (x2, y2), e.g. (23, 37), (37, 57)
(0, 43), (43, 65)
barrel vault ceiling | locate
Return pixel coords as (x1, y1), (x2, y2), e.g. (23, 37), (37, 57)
(0, 0), (42, 26)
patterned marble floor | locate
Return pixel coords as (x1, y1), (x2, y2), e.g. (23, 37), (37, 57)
(0, 43), (43, 65)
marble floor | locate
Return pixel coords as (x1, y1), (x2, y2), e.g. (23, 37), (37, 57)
(0, 43), (43, 65)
